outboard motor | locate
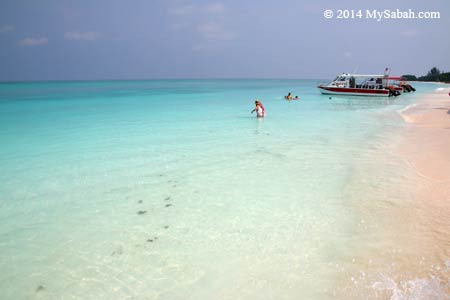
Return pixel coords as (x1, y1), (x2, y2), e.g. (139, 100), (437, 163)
(403, 84), (416, 92)
(388, 86), (400, 97)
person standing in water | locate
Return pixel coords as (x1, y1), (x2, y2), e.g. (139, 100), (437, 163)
(251, 100), (265, 118)
(285, 92), (292, 100)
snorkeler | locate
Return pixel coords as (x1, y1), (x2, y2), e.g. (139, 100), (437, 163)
(251, 100), (265, 117)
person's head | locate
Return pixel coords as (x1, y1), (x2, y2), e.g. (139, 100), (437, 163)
(288, 92), (291, 95)
(255, 100), (259, 105)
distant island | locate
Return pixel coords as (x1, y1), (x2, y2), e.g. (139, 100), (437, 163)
(403, 67), (450, 83)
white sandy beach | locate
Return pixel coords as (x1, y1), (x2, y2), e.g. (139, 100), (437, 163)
(335, 87), (450, 299)
(396, 86), (450, 274)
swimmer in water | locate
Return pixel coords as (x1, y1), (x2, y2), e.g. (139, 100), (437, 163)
(251, 100), (265, 118)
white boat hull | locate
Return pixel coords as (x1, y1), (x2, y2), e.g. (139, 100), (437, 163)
(318, 86), (390, 97)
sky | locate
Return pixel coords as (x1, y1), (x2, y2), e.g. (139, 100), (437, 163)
(0, 0), (449, 81)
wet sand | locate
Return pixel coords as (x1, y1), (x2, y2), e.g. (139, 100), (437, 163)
(394, 87), (450, 297)
(336, 87), (450, 299)
(399, 88), (450, 182)
(396, 87), (450, 272)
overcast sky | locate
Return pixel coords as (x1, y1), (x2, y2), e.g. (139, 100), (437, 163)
(0, 0), (449, 81)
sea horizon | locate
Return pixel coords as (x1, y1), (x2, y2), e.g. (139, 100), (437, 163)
(2, 1), (449, 298)
(0, 77), (329, 84)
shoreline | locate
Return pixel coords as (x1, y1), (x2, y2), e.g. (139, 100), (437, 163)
(392, 86), (450, 295)
(399, 87), (450, 182)
(336, 86), (450, 299)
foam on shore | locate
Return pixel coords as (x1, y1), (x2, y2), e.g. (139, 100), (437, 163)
(336, 86), (450, 299)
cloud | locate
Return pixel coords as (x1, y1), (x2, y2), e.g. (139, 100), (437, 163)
(64, 31), (100, 41)
(168, 4), (196, 15)
(170, 22), (189, 30)
(168, 2), (225, 15)
(19, 37), (48, 46)
(192, 23), (236, 52)
(168, 2), (232, 50)
(197, 23), (235, 40)
(192, 44), (208, 51)
(202, 3), (225, 14)
(0, 25), (14, 33)
(343, 51), (352, 59)
(401, 29), (420, 37)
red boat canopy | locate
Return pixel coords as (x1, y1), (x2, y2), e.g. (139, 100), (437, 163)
(386, 76), (405, 80)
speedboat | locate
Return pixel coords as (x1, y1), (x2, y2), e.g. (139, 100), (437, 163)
(318, 73), (392, 97)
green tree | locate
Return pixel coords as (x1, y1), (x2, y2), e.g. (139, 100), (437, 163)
(439, 72), (450, 83)
(402, 74), (417, 81)
(418, 67), (443, 82)
(427, 67), (441, 77)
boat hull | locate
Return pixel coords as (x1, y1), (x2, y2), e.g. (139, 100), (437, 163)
(318, 86), (390, 97)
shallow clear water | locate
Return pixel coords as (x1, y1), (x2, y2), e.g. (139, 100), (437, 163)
(0, 80), (447, 299)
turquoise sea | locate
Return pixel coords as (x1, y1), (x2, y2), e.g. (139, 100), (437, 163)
(0, 80), (448, 299)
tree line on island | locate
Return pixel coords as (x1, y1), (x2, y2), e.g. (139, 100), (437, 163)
(402, 67), (450, 83)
